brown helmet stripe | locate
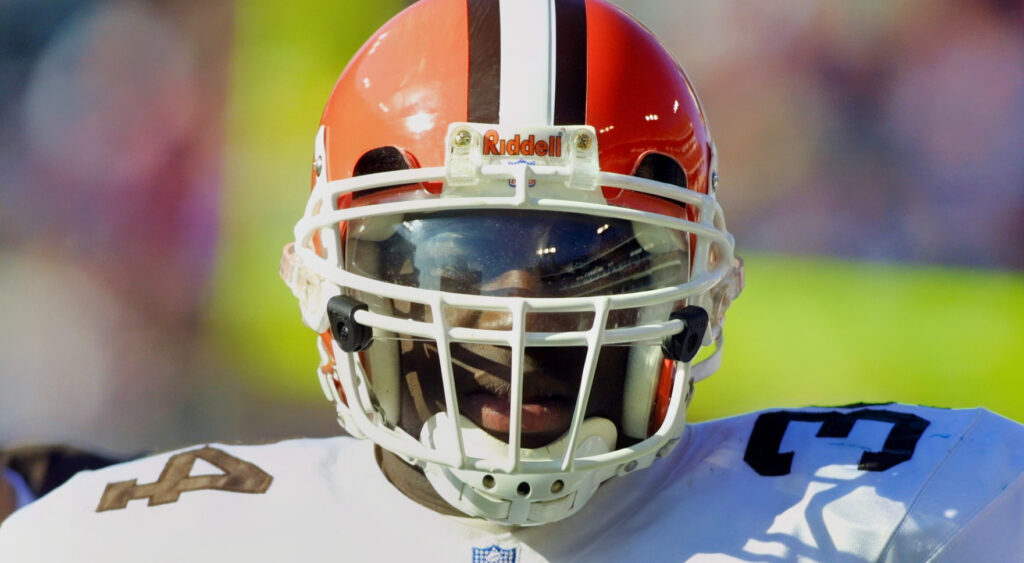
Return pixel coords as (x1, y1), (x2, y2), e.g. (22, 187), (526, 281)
(553, 0), (587, 125)
(467, 0), (501, 123)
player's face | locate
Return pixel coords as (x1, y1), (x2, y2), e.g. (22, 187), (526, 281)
(395, 289), (629, 449)
(347, 208), (687, 447)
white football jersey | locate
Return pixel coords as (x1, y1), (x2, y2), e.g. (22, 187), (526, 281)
(1, 404), (1022, 562)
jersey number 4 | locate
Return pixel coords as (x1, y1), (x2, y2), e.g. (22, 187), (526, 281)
(743, 408), (930, 476)
(96, 447), (273, 512)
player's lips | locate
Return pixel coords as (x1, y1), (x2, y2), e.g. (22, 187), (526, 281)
(462, 391), (574, 438)
(447, 344), (581, 443)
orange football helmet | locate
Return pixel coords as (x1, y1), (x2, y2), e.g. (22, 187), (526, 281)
(282, 0), (742, 525)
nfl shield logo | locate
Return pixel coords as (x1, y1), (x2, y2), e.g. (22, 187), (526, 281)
(472, 544), (517, 563)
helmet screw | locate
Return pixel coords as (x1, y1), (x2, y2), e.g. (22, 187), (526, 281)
(550, 479), (564, 494)
(453, 129), (473, 148)
(657, 438), (679, 458)
(313, 155), (324, 176)
(574, 132), (592, 151)
(711, 171), (720, 193)
(624, 460), (638, 473)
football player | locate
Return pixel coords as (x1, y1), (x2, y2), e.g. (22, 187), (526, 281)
(2, 1), (1022, 561)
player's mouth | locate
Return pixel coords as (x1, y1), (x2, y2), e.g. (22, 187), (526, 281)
(446, 344), (583, 447)
(461, 391), (575, 446)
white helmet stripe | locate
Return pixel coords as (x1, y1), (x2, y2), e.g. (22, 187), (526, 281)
(497, 0), (555, 125)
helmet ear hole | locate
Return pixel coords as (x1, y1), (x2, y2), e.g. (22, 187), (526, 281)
(350, 146), (438, 198)
(633, 152), (687, 189)
(353, 146), (413, 176)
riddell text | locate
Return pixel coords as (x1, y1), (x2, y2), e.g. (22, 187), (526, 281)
(483, 130), (563, 157)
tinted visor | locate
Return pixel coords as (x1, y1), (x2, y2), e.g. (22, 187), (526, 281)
(346, 209), (688, 298)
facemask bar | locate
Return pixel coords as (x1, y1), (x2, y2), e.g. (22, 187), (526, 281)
(293, 167), (732, 410)
(284, 125), (740, 524)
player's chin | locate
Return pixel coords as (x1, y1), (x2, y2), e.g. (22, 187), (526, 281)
(469, 427), (573, 449)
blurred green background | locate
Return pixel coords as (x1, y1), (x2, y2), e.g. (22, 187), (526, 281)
(1, 0), (1021, 453)
(213, 0), (1024, 423)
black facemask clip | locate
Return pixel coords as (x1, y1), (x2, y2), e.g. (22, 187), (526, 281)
(662, 306), (709, 363)
(326, 295), (373, 352)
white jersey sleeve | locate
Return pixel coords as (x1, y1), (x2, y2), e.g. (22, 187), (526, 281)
(929, 470), (1024, 561)
(554, 404), (1024, 562)
(1, 404), (1021, 562)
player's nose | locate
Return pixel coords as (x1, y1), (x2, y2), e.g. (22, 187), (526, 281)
(474, 269), (592, 332)
(481, 269), (542, 297)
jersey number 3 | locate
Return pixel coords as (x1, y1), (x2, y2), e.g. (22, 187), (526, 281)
(96, 447), (273, 512)
(744, 409), (930, 476)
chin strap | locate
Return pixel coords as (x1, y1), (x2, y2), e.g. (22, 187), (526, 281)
(709, 256), (745, 340)
(692, 255), (744, 383)
(691, 333), (725, 383)
(418, 413), (617, 526)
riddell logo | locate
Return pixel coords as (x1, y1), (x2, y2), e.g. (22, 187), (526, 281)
(483, 130), (562, 158)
